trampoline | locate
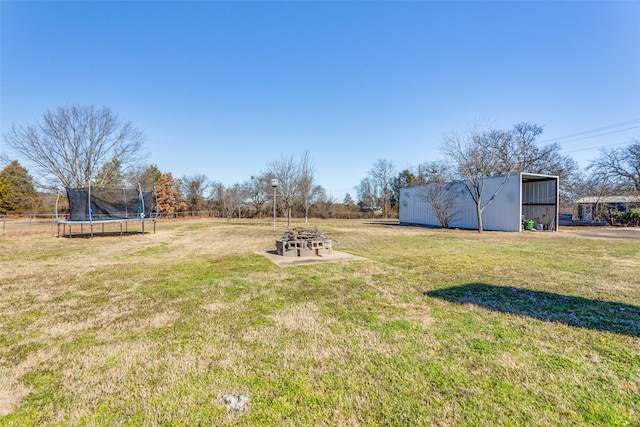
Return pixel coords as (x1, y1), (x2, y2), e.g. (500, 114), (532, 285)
(56, 184), (159, 238)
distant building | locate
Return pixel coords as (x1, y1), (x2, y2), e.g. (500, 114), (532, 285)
(400, 173), (559, 232)
(576, 196), (640, 221)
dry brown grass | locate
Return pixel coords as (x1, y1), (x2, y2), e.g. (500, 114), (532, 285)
(1, 218), (638, 425)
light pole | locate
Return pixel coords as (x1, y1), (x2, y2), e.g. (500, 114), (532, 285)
(271, 179), (278, 230)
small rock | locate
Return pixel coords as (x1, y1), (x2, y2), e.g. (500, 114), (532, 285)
(223, 394), (249, 411)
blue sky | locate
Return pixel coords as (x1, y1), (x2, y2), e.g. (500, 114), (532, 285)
(1, 1), (639, 200)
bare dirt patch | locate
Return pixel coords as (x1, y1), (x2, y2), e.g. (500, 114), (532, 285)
(258, 249), (367, 267)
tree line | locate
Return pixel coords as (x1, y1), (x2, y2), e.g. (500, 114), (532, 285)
(2, 104), (639, 226)
(0, 153), (365, 222)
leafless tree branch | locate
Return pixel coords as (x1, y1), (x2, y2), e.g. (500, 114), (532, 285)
(4, 104), (146, 189)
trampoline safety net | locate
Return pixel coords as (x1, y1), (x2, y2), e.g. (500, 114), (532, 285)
(66, 187), (154, 221)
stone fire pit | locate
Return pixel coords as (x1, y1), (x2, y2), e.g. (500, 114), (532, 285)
(276, 227), (332, 257)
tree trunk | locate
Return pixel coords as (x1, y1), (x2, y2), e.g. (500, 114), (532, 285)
(476, 202), (484, 233)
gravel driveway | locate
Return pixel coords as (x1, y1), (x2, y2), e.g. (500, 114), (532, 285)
(560, 226), (640, 240)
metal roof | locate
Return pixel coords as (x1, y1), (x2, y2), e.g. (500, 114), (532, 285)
(577, 196), (640, 204)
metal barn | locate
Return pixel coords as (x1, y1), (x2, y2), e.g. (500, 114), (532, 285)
(399, 173), (559, 232)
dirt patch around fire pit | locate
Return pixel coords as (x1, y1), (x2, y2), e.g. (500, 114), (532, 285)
(257, 250), (367, 267)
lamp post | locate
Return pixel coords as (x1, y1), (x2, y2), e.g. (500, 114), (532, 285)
(271, 179), (278, 230)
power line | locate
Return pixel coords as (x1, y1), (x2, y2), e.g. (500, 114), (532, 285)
(537, 119), (640, 146)
(562, 140), (632, 154)
(548, 125), (640, 146)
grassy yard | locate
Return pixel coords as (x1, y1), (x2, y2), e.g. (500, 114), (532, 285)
(0, 219), (638, 426)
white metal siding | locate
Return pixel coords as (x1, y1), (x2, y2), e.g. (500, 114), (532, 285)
(479, 175), (521, 232)
(400, 176), (520, 231)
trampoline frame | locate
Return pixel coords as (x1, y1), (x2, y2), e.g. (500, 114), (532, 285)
(56, 183), (159, 238)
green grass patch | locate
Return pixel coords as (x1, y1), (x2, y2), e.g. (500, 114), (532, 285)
(0, 219), (638, 425)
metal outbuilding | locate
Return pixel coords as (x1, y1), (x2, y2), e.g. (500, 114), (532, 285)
(399, 173), (559, 232)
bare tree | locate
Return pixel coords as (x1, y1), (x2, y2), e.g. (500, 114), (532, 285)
(245, 175), (270, 218)
(265, 154), (300, 227)
(181, 174), (211, 212)
(309, 188), (337, 218)
(483, 122), (565, 176)
(211, 182), (233, 220)
(578, 172), (617, 221)
(94, 158), (124, 188)
(227, 182), (248, 219)
(548, 155), (582, 209)
(4, 104), (145, 189)
(298, 151), (320, 223)
(126, 164), (162, 191)
(417, 161), (459, 228)
(498, 122), (545, 173)
(0, 153), (10, 168)
(589, 139), (640, 192)
(369, 159), (395, 218)
(442, 125), (516, 233)
(508, 123), (581, 205)
(356, 177), (380, 217)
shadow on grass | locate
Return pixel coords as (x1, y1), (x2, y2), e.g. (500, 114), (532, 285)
(364, 221), (444, 230)
(59, 231), (147, 238)
(425, 283), (640, 337)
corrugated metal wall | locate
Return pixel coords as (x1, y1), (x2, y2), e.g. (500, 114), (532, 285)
(478, 175), (521, 231)
(399, 186), (441, 225)
(522, 179), (555, 204)
(522, 179), (558, 230)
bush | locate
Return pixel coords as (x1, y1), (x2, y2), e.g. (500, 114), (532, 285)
(610, 208), (640, 226)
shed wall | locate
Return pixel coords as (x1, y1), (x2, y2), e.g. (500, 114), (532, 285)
(400, 175), (521, 231)
(477, 175), (522, 231)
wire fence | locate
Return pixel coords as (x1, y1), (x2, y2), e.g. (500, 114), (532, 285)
(1, 214), (59, 236)
(0, 211), (265, 236)
(1, 209), (385, 236)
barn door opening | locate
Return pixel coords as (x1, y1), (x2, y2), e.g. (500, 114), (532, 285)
(521, 175), (559, 231)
